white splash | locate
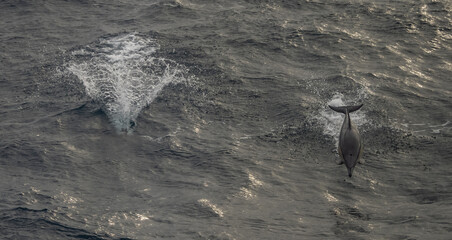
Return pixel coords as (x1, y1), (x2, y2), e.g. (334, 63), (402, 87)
(315, 93), (368, 142)
(67, 33), (189, 132)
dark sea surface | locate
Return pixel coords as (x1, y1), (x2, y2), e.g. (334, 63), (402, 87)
(1, 0), (451, 239)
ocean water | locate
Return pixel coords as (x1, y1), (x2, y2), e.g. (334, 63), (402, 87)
(0, 0), (451, 239)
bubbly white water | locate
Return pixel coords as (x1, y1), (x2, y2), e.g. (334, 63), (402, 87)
(67, 33), (189, 132)
(316, 93), (368, 142)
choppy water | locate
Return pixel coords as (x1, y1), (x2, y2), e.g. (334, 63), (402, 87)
(1, 0), (451, 239)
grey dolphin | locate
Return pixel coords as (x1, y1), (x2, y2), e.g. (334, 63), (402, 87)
(329, 104), (363, 177)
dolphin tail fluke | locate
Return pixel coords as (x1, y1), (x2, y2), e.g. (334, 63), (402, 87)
(328, 104), (363, 114)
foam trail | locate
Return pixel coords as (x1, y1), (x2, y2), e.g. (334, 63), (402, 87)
(67, 33), (188, 132)
(316, 93), (367, 144)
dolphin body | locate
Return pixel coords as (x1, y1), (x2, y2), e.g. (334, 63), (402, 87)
(329, 104), (363, 177)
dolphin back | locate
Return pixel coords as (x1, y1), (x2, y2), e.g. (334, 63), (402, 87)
(328, 104), (363, 114)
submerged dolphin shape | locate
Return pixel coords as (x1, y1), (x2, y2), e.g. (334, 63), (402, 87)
(329, 104), (363, 177)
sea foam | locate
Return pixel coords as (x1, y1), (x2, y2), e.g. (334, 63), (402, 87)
(67, 33), (188, 132)
(316, 93), (368, 144)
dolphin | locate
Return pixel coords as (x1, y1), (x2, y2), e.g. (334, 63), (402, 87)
(329, 104), (363, 177)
